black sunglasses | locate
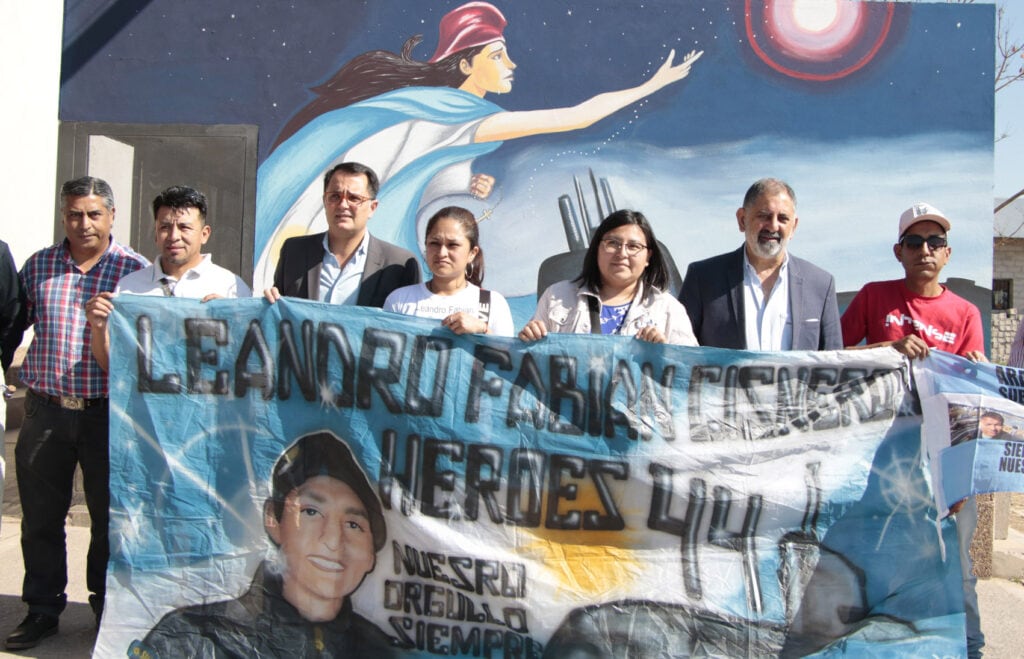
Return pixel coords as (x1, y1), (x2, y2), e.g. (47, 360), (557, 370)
(900, 234), (947, 250)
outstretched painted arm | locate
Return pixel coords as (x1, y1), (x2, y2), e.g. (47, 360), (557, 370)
(473, 49), (702, 144)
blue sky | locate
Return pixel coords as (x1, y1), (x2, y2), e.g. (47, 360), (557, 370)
(994, 2), (1024, 200)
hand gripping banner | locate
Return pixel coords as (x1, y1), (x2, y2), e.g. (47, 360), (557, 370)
(103, 296), (972, 658)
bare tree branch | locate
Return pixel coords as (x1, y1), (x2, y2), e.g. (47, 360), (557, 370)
(995, 188), (1024, 214)
(994, 7), (1024, 92)
(906, 2), (1023, 94)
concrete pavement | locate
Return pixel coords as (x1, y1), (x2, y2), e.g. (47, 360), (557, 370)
(1, 424), (94, 658)
(977, 574), (1024, 658)
(0, 519), (95, 659)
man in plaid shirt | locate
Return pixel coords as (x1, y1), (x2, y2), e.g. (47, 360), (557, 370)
(5, 176), (147, 651)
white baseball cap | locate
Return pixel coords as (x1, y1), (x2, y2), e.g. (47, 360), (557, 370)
(898, 202), (951, 239)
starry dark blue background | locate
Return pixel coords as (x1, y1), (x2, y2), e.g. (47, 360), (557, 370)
(59, 0), (993, 165)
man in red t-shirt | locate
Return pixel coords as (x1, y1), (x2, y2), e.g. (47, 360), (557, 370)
(841, 202), (985, 658)
(841, 202), (984, 360)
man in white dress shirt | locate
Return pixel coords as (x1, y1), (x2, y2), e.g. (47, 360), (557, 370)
(85, 185), (251, 370)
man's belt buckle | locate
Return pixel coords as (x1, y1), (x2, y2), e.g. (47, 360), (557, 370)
(60, 396), (85, 411)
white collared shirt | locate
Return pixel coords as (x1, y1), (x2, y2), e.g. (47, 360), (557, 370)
(319, 232), (368, 305)
(115, 254), (251, 298)
(742, 251), (792, 351)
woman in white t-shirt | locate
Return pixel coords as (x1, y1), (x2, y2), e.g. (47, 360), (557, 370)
(384, 206), (514, 336)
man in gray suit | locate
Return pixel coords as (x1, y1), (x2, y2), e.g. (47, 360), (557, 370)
(263, 162), (420, 307)
(679, 178), (841, 350)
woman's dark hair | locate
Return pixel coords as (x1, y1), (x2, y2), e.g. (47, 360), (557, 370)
(575, 209), (669, 292)
(425, 206), (485, 286)
(273, 36), (487, 148)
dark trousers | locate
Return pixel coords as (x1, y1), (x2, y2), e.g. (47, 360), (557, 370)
(15, 390), (110, 618)
(956, 497), (985, 659)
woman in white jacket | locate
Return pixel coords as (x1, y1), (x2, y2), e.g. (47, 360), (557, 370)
(519, 210), (697, 346)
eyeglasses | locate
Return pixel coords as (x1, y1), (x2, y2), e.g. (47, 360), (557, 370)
(325, 191), (373, 206)
(600, 238), (648, 256)
(899, 234), (947, 250)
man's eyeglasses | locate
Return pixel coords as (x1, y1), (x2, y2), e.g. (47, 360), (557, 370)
(899, 234), (948, 250)
(600, 238), (648, 257)
(325, 191), (373, 206)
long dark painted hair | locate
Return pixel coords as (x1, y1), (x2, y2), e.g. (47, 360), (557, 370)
(273, 36), (487, 149)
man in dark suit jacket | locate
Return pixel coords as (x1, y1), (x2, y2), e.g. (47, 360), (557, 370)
(263, 162), (420, 307)
(679, 179), (841, 350)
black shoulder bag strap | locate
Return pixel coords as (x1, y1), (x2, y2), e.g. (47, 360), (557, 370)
(478, 288), (492, 323)
(586, 296), (602, 334)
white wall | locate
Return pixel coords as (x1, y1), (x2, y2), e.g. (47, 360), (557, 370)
(88, 135), (136, 248)
(0, 2), (63, 267)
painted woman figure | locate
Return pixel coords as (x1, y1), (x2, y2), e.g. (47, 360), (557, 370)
(254, 1), (702, 287)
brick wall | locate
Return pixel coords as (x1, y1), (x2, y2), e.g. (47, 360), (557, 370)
(991, 238), (1024, 364)
(994, 238), (1024, 306)
(992, 310), (1019, 365)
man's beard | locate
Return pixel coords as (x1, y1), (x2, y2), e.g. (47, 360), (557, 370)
(750, 231), (787, 259)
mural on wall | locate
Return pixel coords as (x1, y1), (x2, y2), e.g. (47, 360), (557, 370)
(60, 0), (994, 318)
(253, 2), (703, 300)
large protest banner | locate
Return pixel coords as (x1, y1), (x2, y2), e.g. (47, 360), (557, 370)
(101, 296), (973, 658)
